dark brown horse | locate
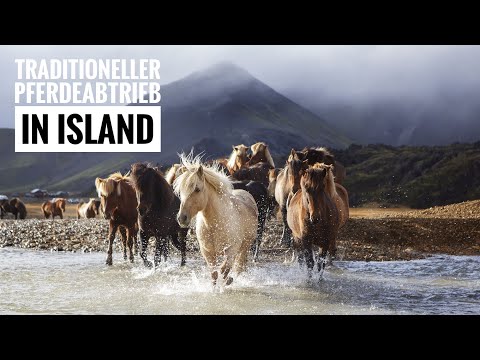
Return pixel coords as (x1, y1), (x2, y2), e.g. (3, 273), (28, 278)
(231, 180), (271, 260)
(274, 149), (308, 246)
(41, 198), (66, 219)
(130, 163), (188, 268)
(231, 162), (272, 187)
(0, 198), (27, 219)
(297, 147), (346, 184)
(95, 173), (138, 265)
(287, 166), (340, 275)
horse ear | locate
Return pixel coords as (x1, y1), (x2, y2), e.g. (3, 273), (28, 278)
(232, 145), (236, 150)
(197, 165), (204, 178)
(290, 148), (296, 157)
(325, 154), (335, 165)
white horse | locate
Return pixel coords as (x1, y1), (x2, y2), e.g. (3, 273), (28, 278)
(76, 198), (99, 219)
(173, 153), (258, 286)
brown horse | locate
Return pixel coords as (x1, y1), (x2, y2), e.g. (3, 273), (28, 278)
(287, 165), (340, 274)
(76, 198), (99, 219)
(226, 144), (250, 173)
(0, 198), (27, 219)
(274, 149), (308, 245)
(246, 142), (275, 168)
(130, 163), (188, 268)
(95, 172), (138, 265)
(42, 198), (66, 219)
(297, 147), (346, 184)
(316, 163), (349, 228)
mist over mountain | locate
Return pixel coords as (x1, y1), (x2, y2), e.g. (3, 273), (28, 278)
(285, 88), (480, 146)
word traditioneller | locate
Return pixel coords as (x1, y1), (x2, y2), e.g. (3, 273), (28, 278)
(14, 59), (161, 104)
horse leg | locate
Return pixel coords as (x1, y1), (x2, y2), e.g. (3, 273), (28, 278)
(280, 206), (291, 247)
(154, 237), (167, 267)
(119, 227), (127, 261)
(172, 230), (187, 266)
(304, 247), (314, 278)
(317, 247), (328, 277)
(253, 206), (266, 262)
(139, 229), (153, 268)
(127, 227), (134, 263)
(106, 223), (118, 266)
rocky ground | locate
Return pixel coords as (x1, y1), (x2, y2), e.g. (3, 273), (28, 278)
(1, 200), (480, 261)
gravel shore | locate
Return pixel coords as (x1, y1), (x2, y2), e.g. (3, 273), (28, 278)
(2, 204), (479, 261)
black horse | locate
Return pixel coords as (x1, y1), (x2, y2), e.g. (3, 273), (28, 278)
(231, 180), (272, 260)
(130, 163), (188, 268)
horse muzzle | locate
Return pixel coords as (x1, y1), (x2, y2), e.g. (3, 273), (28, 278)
(177, 213), (190, 228)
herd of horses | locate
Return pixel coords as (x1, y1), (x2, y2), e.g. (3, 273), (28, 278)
(94, 142), (349, 285)
(1, 141), (349, 286)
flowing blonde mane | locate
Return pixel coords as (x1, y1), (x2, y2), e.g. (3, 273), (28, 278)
(95, 171), (130, 197)
(251, 142), (275, 168)
(173, 152), (233, 198)
(165, 164), (182, 185)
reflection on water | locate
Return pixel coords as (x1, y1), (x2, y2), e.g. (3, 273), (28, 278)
(0, 248), (478, 314)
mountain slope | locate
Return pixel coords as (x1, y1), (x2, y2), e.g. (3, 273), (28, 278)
(0, 62), (349, 194)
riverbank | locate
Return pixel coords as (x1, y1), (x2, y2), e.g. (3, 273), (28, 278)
(1, 205), (479, 261)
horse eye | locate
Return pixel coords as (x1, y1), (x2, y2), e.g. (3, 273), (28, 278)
(195, 187), (200, 193)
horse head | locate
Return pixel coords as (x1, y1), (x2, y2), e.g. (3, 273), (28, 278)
(301, 166), (327, 224)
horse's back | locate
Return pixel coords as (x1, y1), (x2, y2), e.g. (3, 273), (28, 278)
(232, 189), (258, 218)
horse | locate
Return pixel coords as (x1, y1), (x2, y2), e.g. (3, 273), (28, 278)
(41, 198), (66, 220)
(76, 198), (99, 219)
(0, 198), (27, 219)
(226, 144), (250, 173)
(173, 153), (258, 286)
(231, 162), (272, 187)
(231, 180), (270, 261)
(165, 164), (182, 185)
(286, 165), (340, 275)
(93, 199), (102, 216)
(95, 172), (138, 265)
(297, 147), (346, 184)
(130, 162), (188, 268)
(274, 149), (308, 246)
(246, 142), (275, 168)
(267, 168), (281, 218)
(316, 163), (349, 228)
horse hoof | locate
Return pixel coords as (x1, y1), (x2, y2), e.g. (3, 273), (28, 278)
(226, 277), (233, 286)
(180, 260), (186, 267)
(130, 258), (134, 263)
(143, 260), (153, 268)
(106, 260), (113, 266)
(211, 270), (218, 281)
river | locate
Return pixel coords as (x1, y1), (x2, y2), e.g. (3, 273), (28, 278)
(0, 248), (478, 314)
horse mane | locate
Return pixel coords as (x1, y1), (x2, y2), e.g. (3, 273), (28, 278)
(130, 162), (174, 208)
(95, 171), (130, 197)
(174, 152), (233, 197)
(227, 144), (248, 171)
(302, 146), (332, 156)
(302, 166), (328, 191)
(251, 142), (275, 168)
(165, 164), (181, 185)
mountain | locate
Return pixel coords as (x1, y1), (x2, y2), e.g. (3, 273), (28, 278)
(335, 142), (480, 208)
(0, 62), (349, 194)
(285, 89), (480, 146)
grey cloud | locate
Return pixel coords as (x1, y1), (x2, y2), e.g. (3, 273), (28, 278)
(1, 45), (480, 127)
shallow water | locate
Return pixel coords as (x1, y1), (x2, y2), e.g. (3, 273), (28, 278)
(0, 248), (478, 314)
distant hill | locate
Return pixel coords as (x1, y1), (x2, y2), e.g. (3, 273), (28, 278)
(336, 142), (480, 208)
(0, 62), (349, 194)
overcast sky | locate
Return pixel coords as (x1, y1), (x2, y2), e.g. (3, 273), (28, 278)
(2, 45), (480, 128)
